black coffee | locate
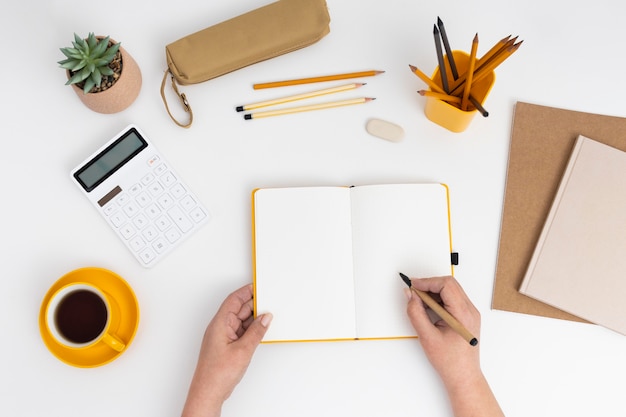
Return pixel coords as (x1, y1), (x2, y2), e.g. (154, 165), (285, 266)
(55, 289), (108, 344)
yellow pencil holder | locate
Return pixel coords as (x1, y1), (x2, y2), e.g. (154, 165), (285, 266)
(424, 50), (495, 133)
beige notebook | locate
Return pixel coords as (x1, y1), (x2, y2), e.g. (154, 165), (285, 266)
(519, 135), (626, 335)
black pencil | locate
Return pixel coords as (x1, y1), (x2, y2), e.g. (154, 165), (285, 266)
(433, 24), (450, 93)
(437, 17), (459, 80)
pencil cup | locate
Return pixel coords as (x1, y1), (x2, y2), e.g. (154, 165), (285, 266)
(424, 50), (495, 133)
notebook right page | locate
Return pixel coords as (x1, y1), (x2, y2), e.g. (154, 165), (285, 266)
(520, 136), (626, 335)
(350, 183), (453, 339)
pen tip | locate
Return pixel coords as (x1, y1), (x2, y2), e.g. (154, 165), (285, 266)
(399, 273), (412, 287)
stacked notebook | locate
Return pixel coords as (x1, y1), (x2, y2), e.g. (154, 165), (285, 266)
(493, 102), (626, 336)
(519, 135), (626, 335)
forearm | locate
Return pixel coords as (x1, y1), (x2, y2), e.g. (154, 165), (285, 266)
(181, 368), (226, 417)
(444, 372), (504, 417)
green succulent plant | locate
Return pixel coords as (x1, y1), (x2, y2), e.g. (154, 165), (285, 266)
(58, 33), (121, 94)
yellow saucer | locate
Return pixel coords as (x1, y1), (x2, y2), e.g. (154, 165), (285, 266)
(39, 267), (140, 368)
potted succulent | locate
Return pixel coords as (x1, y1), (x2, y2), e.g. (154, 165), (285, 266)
(58, 33), (142, 114)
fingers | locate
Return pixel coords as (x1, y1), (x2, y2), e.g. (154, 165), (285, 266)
(238, 313), (273, 351)
(406, 288), (439, 341)
(408, 275), (480, 335)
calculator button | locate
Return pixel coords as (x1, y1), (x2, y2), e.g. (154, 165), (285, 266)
(152, 238), (169, 254)
(155, 215), (172, 231)
(180, 195), (196, 211)
(128, 183), (142, 195)
(110, 212), (126, 228)
(132, 213), (149, 230)
(123, 201), (140, 218)
(154, 163), (168, 176)
(165, 227), (181, 243)
(171, 183), (187, 199)
(157, 193), (175, 210)
(142, 226), (159, 241)
(148, 181), (164, 197)
(141, 173), (155, 185)
(190, 207), (208, 223)
(120, 224), (136, 240)
(168, 206), (193, 233)
(145, 203), (161, 219)
(147, 155), (160, 168)
(116, 193), (130, 206)
(136, 192), (151, 207)
(138, 247), (156, 264)
(129, 235), (146, 251)
(103, 203), (117, 216)
(161, 172), (177, 187)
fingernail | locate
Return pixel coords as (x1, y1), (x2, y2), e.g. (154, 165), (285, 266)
(261, 312), (273, 327)
(404, 287), (412, 301)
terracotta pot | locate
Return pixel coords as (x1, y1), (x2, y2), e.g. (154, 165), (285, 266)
(68, 39), (142, 114)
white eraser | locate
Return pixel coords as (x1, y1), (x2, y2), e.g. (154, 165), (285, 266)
(366, 118), (405, 142)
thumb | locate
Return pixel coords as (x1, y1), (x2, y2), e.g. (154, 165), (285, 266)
(238, 313), (272, 351)
(406, 290), (437, 340)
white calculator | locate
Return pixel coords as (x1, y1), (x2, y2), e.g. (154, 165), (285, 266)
(71, 124), (209, 268)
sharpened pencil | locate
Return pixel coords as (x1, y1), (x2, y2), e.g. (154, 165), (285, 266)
(433, 24), (450, 93)
(253, 70), (385, 89)
(418, 89), (462, 104)
(462, 34), (479, 111)
(399, 273), (478, 346)
(243, 97), (375, 120)
(236, 83), (365, 112)
(409, 64), (446, 94)
(437, 17), (459, 80)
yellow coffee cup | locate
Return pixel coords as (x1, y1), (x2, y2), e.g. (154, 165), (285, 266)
(44, 282), (125, 352)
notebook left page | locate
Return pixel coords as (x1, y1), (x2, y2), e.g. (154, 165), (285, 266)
(253, 187), (357, 342)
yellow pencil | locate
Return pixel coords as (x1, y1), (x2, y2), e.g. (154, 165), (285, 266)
(253, 70), (385, 89)
(450, 40), (521, 96)
(462, 34), (479, 111)
(243, 97), (375, 120)
(448, 36), (515, 94)
(476, 35), (512, 68)
(417, 89), (461, 104)
(236, 83), (365, 112)
(461, 41), (521, 91)
(409, 64), (446, 95)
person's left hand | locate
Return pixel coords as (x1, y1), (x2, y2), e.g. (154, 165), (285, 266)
(182, 284), (272, 417)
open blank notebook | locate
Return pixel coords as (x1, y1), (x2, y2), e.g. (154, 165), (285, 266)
(519, 136), (626, 335)
(252, 183), (454, 342)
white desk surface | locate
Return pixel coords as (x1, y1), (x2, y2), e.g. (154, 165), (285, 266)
(2, 1), (626, 416)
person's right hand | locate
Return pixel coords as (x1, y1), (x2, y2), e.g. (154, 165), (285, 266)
(405, 276), (482, 388)
(405, 276), (504, 417)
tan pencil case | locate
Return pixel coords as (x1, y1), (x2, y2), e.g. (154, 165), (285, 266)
(160, 0), (331, 128)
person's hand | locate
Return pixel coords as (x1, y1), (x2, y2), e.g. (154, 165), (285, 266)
(405, 276), (504, 417)
(182, 284), (272, 417)
(405, 275), (481, 387)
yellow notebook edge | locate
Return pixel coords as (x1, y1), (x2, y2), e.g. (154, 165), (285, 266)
(251, 188), (260, 321)
(440, 183), (455, 277)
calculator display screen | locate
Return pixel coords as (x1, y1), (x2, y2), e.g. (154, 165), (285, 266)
(74, 129), (148, 192)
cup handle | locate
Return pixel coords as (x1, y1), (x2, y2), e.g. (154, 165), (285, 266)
(102, 333), (126, 352)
